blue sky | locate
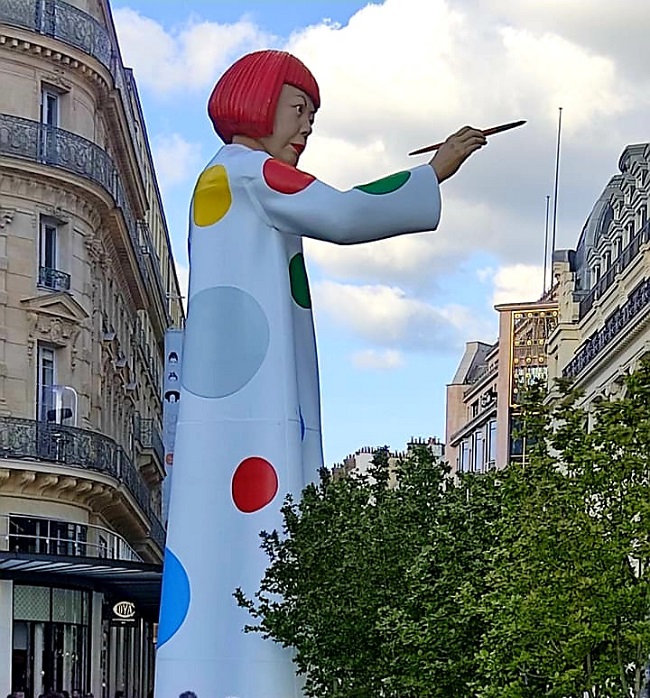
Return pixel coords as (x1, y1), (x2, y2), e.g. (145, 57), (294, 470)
(110, 0), (650, 465)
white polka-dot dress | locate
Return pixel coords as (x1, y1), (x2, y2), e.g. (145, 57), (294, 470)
(154, 144), (442, 698)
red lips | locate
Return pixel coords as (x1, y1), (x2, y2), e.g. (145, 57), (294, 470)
(291, 143), (305, 155)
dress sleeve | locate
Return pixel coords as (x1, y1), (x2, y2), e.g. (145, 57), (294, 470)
(238, 150), (442, 245)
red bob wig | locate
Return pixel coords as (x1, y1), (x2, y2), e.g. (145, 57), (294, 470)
(208, 50), (320, 144)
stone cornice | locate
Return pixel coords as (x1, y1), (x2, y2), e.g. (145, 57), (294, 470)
(0, 461), (157, 550)
(0, 29), (106, 89)
(0, 166), (109, 230)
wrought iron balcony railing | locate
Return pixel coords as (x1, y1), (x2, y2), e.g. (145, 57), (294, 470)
(0, 417), (165, 549)
(0, 0), (111, 65)
(0, 113), (157, 302)
(1, 1), (175, 328)
(38, 265), (71, 292)
(578, 220), (650, 319)
(0, 0), (141, 161)
(564, 277), (650, 379)
(133, 414), (165, 466)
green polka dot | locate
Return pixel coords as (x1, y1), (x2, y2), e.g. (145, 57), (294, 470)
(355, 171), (411, 195)
(289, 254), (311, 309)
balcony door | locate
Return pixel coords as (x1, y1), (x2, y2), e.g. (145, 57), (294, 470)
(40, 218), (57, 272)
(40, 88), (59, 162)
(37, 344), (56, 423)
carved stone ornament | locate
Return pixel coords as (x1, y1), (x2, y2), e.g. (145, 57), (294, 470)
(0, 208), (15, 229)
(21, 292), (89, 363)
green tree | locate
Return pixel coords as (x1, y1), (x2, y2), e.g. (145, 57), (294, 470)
(236, 444), (501, 697)
(479, 360), (650, 698)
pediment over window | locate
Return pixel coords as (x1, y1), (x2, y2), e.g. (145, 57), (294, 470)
(21, 293), (89, 361)
(20, 292), (89, 325)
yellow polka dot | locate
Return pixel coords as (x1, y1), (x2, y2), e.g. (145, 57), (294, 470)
(192, 165), (232, 227)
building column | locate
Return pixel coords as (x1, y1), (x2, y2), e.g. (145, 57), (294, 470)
(109, 625), (118, 694)
(91, 592), (103, 698)
(0, 579), (13, 697)
(34, 622), (44, 698)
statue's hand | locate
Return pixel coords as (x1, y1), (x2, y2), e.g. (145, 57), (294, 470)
(429, 126), (487, 182)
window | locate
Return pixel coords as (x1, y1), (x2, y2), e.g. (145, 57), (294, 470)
(603, 251), (611, 271)
(40, 218), (57, 271)
(41, 89), (59, 128)
(9, 516), (87, 557)
(488, 420), (497, 465)
(12, 585), (90, 695)
(474, 430), (485, 473)
(40, 88), (60, 163)
(37, 345), (56, 422)
(592, 265), (601, 288)
(459, 439), (471, 473)
(615, 237), (623, 259)
(38, 217), (70, 291)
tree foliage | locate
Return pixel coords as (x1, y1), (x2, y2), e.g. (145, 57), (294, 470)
(237, 358), (650, 698)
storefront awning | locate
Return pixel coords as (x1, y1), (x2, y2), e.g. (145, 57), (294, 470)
(0, 551), (162, 620)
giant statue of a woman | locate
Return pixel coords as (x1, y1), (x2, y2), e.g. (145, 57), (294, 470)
(154, 49), (486, 698)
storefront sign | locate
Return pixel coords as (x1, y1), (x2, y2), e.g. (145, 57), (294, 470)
(112, 600), (136, 620)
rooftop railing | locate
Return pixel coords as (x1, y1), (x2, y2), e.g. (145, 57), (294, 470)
(578, 220), (650, 319)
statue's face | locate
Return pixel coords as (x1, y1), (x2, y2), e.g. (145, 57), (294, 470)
(259, 84), (316, 166)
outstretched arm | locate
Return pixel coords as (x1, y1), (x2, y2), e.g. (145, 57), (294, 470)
(240, 126), (486, 245)
(242, 154), (441, 245)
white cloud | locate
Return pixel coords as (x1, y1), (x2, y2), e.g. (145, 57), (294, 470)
(313, 280), (475, 352)
(481, 0), (650, 83)
(483, 264), (546, 306)
(113, 8), (276, 94)
(152, 133), (203, 190)
(116, 0), (650, 334)
(351, 349), (403, 370)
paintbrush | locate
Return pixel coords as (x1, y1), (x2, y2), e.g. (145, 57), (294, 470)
(408, 120), (526, 156)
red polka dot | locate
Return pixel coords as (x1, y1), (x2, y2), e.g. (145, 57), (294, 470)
(263, 159), (315, 194)
(232, 457), (279, 513)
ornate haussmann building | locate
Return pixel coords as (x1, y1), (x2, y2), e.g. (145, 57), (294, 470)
(0, 0), (185, 695)
(446, 142), (649, 474)
(549, 143), (649, 404)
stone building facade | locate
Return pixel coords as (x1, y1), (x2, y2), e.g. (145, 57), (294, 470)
(0, 1), (184, 695)
(446, 142), (649, 475)
(548, 143), (650, 403)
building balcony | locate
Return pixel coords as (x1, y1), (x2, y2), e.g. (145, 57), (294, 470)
(38, 265), (71, 292)
(578, 219), (650, 319)
(0, 0), (141, 170)
(1, 0), (112, 65)
(564, 276), (650, 379)
(133, 414), (165, 487)
(0, 112), (150, 289)
(0, 416), (165, 551)
(0, 0), (175, 329)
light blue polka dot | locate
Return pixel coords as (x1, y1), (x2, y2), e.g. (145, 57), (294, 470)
(158, 548), (191, 648)
(182, 286), (270, 398)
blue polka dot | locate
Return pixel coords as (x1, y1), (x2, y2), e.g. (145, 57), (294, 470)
(182, 287), (270, 398)
(158, 547), (191, 648)
(299, 407), (305, 441)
